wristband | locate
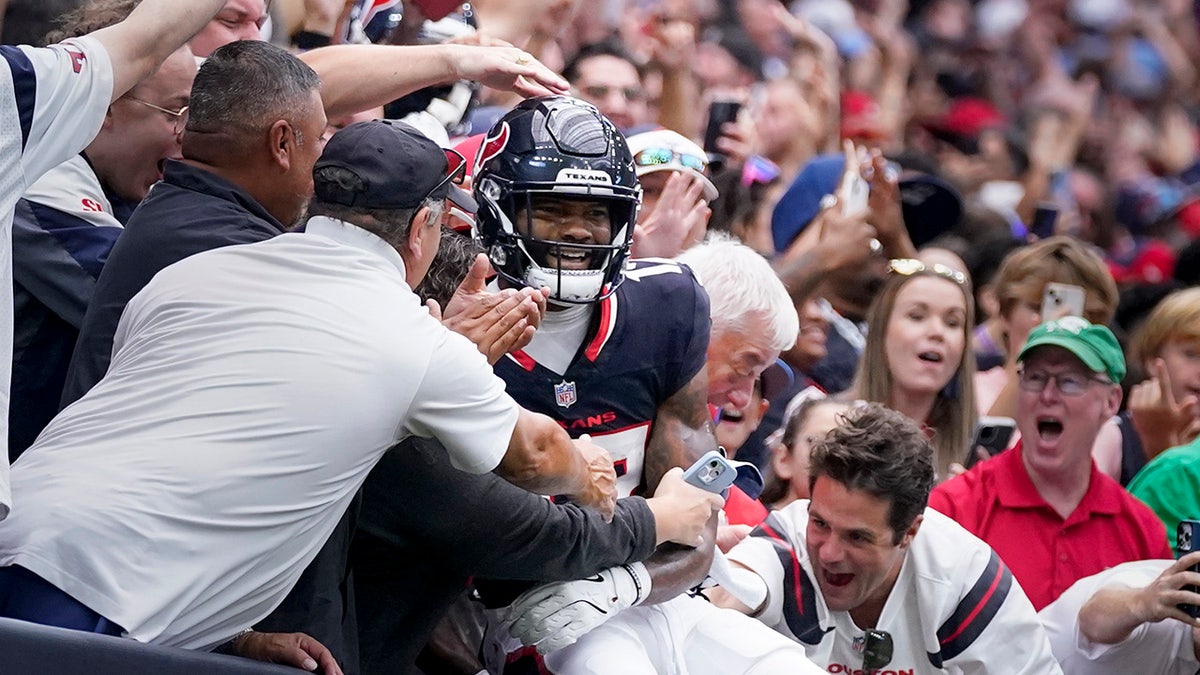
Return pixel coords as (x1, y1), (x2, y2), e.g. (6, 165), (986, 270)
(622, 561), (651, 606)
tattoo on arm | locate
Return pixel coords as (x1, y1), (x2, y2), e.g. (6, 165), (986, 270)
(642, 368), (716, 496)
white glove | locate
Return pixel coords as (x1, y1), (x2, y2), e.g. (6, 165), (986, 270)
(506, 563), (651, 654)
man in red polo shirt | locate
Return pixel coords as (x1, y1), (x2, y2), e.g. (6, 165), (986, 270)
(929, 317), (1171, 610)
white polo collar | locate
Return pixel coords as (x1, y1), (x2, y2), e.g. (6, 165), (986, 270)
(304, 215), (407, 278)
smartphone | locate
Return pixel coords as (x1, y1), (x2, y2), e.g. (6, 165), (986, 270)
(683, 450), (738, 494)
(966, 416), (1016, 469)
(1041, 283), (1086, 321)
(1030, 203), (1059, 240)
(1177, 520), (1200, 618)
(703, 100), (742, 161)
(840, 171), (870, 216)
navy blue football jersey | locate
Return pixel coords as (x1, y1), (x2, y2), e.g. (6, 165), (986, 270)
(495, 258), (711, 496)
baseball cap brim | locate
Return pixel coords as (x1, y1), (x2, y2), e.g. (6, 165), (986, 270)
(1018, 334), (1110, 378)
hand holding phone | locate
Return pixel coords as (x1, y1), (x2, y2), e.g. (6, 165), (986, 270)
(1041, 283), (1086, 321)
(1176, 520), (1200, 618)
(966, 416), (1016, 469)
(703, 100), (742, 170)
(683, 450), (739, 494)
(836, 140), (869, 217)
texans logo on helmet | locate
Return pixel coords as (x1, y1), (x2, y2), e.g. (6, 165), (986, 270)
(476, 122), (510, 173)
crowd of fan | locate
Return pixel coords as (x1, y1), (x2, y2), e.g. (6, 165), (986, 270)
(2, 0), (1200, 674)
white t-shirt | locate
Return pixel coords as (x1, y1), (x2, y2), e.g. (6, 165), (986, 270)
(0, 37), (114, 520)
(1040, 559), (1199, 675)
(726, 502), (1061, 674)
(0, 217), (518, 649)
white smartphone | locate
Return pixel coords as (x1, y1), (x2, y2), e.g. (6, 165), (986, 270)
(840, 172), (870, 216)
(1041, 283), (1086, 321)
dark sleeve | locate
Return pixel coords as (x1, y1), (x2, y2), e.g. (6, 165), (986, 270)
(664, 263), (711, 397)
(12, 198), (120, 329)
(358, 437), (657, 581)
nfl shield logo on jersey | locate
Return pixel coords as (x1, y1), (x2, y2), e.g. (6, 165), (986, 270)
(554, 380), (577, 408)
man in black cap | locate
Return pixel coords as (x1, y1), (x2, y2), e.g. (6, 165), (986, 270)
(0, 118), (624, 670)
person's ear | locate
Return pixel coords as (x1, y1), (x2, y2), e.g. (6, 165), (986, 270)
(1104, 383), (1123, 419)
(898, 514), (923, 549)
(406, 206), (433, 259)
(771, 442), (793, 482)
(268, 119), (294, 171)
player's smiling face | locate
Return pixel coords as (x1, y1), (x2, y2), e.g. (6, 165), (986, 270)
(805, 476), (918, 625)
(521, 195), (612, 271)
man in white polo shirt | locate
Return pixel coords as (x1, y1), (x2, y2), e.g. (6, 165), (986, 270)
(0, 120), (615, 657)
(0, 0), (229, 521)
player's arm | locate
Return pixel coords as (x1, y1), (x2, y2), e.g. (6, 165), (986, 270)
(638, 367), (721, 604)
(87, 0), (226, 102)
(497, 408), (617, 520)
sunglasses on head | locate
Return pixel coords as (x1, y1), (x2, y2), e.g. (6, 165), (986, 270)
(633, 147), (708, 174)
(888, 258), (968, 287)
(422, 147), (467, 204)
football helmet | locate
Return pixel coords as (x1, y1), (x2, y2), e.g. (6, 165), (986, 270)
(473, 96), (641, 304)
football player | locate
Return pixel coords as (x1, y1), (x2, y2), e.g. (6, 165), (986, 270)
(472, 96), (816, 674)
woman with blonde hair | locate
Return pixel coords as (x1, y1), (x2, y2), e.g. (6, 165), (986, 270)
(852, 258), (977, 480)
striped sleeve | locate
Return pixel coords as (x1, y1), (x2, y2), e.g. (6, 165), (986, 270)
(930, 549), (1012, 666)
(745, 513), (827, 645)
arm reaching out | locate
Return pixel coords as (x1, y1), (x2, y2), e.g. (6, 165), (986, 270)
(301, 42), (569, 119)
(1078, 553), (1200, 645)
(499, 411), (618, 521)
(88, 0), (226, 102)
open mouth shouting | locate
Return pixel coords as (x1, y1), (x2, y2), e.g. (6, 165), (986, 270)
(1035, 415), (1064, 443)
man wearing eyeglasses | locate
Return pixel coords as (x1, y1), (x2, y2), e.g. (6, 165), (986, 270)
(562, 42), (652, 134)
(0, 118), (621, 671)
(930, 317), (1172, 611)
(11, 4), (198, 460)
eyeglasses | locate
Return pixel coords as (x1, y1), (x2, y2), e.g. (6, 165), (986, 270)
(888, 258), (968, 287)
(633, 147), (708, 174)
(129, 97), (188, 136)
(1017, 367), (1112, 396)
(861, 630), (893, 671)
(422, 147), (468, 205)
(578, 84), (645, 102)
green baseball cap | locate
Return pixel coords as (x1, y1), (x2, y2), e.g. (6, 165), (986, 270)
(1018, 316), (1126, 383)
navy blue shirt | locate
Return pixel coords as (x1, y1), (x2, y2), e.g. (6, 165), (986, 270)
(60, 159), (286, 408)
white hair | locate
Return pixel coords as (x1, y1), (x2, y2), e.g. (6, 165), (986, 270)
(677, 233), (799, 351)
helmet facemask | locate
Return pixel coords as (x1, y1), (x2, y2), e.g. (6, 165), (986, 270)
(481, 186), (636, 305)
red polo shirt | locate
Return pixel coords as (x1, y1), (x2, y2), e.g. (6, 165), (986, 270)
(928, 441), (1172, 610)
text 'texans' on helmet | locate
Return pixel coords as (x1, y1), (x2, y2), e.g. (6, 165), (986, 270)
(472, 96), (641, 305)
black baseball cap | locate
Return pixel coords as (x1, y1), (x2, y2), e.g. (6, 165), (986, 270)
(313, 119), (476, 212)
